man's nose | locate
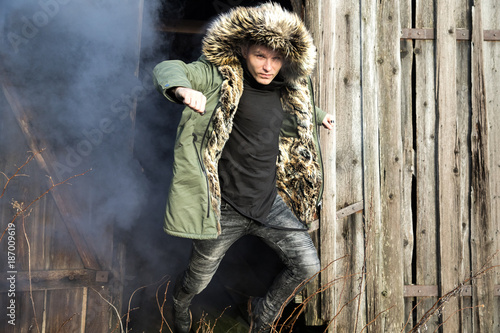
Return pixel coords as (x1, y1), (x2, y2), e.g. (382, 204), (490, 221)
(263, 59), (272, 71)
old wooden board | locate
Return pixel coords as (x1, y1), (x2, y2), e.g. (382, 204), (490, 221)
(360, 0), (380, 331)
(329, 0), (364, 330)
(482, 0), (500, 330)
(366, 0), (406, 331)
(44, 288), (85, 333)
(400, 0), (415, 330)
(302, 0), (338, 327)
(471, 0), (499, 331)
(436, 0), (461, 330)
(455, 0), (473, 330)
(0, 290), (45, 332)
(414, 0), (439, 330)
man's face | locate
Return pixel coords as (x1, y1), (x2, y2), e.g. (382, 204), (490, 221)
(241, 44), (283, 85)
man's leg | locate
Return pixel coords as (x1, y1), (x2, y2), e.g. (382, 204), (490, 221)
(173, 201), (249, 332)
(250, 195), (321, 332)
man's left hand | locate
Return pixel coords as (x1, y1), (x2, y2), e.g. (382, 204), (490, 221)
(322, 114), (334, 130)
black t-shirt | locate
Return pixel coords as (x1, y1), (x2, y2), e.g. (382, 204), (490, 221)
(218, 69), (285, 223)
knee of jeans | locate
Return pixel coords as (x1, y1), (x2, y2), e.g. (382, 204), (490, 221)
(297, 258), (321, 282)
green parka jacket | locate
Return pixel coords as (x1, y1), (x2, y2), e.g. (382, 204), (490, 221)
(153, 3), (327, 239)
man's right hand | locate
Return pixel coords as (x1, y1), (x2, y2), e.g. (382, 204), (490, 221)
(173, 87), (207, 115)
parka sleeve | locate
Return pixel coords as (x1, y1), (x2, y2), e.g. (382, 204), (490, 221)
(315, 106), (327, 124)
(153, 56), (218, 103)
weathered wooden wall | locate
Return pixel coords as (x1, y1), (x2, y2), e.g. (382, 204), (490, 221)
(0, 82), (123, 332)
(300, 0), (500, 332)
(0, 0), (145, 330)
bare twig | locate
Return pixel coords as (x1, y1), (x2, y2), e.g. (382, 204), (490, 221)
(271, 256), (367, 333)
(111, 312), (134, 333)
(156, 279), (172, 333)
(355, 213), (369, 332)
(126, 284), (147, 332)
(0, 149), (42, 199)
(21, 213), (41, 333)
(0, 169), (90, 243)
(359, 305), (396, 333)
(432, 305), (485, 333)
(271, 256), (348, 332)
(409, 251), (499, 332)
(401, 297), (428, 332)
(194, 308), (230, 333)
(332, 260), (351, 331)
(125, 275), (170, 332)
(55, 312), (79, 333)
(90, 287), (124, 333)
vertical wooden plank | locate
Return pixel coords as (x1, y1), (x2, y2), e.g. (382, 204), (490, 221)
(436, 0), (460, 331)
(86, 287), (113, 333)
(366, 0), (406, 331)
(361, 0), (381, 330)
(399, 0), (414, 330)
(300, 1), (322, 325)
(330, 0), (364, 330)
(414, 0), (439, 330)
(482, 0), (500, 331)
(45, 288), (84, 333)
(0, 290), (45, 333)
(360, 0), (380, 331)
(471, 0), (498, 331)
(455, 0), (473, 331)
(302, 0), (337, 327)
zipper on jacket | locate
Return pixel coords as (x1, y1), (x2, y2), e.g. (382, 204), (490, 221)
(200, 101), (220, 151)
(192, 132), (211, 218)
(192, 102), (220, 219)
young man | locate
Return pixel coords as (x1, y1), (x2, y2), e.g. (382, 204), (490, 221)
(153, 3), (333, 332)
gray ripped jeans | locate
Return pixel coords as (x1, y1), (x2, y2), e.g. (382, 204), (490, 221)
(173, 194), (321, 331)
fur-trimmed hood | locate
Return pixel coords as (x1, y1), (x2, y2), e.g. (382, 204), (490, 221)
(202, 2), (317, 82)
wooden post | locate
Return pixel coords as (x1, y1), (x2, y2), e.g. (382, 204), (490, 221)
(361, 0), (383, 329)
(454, 0), (474, 330)
(366, 0), (406, 331)
(328, 0), (365, 330)
(414, 0), (440, 330)
(399, 0), (415, 329)
(300, 0), (337, 327)
(471, 0), (496, 330)
(436, 0), (460, 330)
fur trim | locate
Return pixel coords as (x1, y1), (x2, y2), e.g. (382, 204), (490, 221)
(203, 65), (244, 219)
(276, 79), (321, 222)
(202, 3), (317, 82)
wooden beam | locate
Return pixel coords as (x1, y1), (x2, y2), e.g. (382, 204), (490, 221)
(401, 28), (500, 41)
(308, 201), (364, 231)
(0, 269), (109, 291)
(157, 20), (206, 34)
(403, 285), (500, 297)
(1, 78), (102, 271)
(335, 200), (363, 219)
